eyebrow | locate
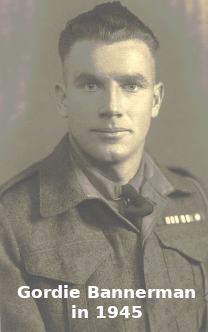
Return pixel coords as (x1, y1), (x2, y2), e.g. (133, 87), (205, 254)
(73, 73), (105, 85)
(116, 74), (150, 87)
(73, 72), (150, 87)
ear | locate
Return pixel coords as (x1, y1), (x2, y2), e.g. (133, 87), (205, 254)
(151, 82), (164, 118)
(55, 84), (68, 118)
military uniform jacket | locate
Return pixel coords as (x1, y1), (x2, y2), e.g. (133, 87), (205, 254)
(1, 136), (208, 332)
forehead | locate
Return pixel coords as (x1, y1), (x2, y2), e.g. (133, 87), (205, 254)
(63, 39), (155, 80)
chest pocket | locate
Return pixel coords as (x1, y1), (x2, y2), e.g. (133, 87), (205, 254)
(23, 240), (111, 284)
(155, 223), (208, 332)
(23, 240), (127, 332)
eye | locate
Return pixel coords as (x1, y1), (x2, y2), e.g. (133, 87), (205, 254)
(83, 83), (99, 92)
(124, 84), (140, 92)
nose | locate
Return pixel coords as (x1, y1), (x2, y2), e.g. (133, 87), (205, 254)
(98, 83), (123, 118)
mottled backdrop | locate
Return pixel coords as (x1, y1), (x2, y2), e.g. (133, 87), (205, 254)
(1, 0), (208, 188)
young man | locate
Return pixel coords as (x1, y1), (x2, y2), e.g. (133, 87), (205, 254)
(1, 2), (208, 331)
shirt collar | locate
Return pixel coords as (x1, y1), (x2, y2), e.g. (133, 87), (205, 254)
(69, 144), (174, 202)
(39, 135), (174, 217)
(69, 147), (146, 201)
(142, 152), (174, 197)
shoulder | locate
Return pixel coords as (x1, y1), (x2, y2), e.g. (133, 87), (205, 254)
(0, 161), (40, 196)
(163, 166), (208, 210)
(0, 161), (43, 221)
(144, 150), (208, 215)
(0, 135), (68, 200)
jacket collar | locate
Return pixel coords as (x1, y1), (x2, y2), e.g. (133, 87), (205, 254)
(39, 135), (190, 217)
(39, 135), (87, 217)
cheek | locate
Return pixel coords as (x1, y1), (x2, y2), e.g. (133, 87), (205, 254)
(66, 93), (98, 119)
(67, 95), (84, 114)
(66, 98), (96, 136)
(131, 104), (153, 126)
(129, 106), (153, 138)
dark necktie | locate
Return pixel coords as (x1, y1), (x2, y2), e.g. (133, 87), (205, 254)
(121, 183), (154, 230)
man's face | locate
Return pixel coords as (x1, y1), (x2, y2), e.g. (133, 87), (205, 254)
(57, 39), (163, 165)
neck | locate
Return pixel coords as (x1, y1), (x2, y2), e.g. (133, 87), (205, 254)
(96, 149), (144, 184)
(69, 138), (144, 184)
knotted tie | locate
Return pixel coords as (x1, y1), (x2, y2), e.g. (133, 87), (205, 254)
(121, 183), (154, 230)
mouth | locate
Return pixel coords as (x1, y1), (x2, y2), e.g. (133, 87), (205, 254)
(90, 128), (131, 141)
(91, 128), (131, 133)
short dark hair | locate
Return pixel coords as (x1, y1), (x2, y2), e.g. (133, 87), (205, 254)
(59, 1), (160, 63)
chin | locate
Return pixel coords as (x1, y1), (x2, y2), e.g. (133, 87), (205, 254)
(91, 147), (129, 164)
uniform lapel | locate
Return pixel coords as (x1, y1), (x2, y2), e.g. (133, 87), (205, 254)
(39, 135), (87, 217)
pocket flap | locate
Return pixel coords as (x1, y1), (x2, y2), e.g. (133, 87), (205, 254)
(155, 222), (208, 263)
(23, 240), (111, 284)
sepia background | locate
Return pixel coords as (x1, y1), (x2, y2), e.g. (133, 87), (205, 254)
(1, 0), (208, 187)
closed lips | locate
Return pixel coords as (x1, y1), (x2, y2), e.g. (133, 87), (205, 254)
(91, 128), (131, 133)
